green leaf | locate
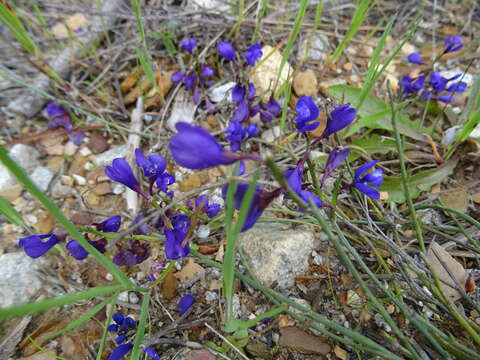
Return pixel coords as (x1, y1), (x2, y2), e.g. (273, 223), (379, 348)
(328, 85), (430, 140)
(382, 158), (458, 203)
(351, 134), (413, 155)
(0, 195), (24, 225)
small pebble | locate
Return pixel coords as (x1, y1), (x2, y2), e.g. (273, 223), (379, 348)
(79, 147), (92, 156)
(72, 174), (87, 186)
(118, 291), (129, 302)
(112, 184), (125, 194)
(129, 292), (139, 304)
(105, 273), (114, 281)
(196, 225), (210, 239)
(205, 291), (218, 302)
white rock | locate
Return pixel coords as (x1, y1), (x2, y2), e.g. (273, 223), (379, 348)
(297, 34), (330, 62)
(0, 252), (49, 308)
(79, 146), (92, 156)
(31, 166), (54, 192)
(93, 145), (128, 167)
(167, 89), (197, 132)
(249, 45), (293, 101)
(261, 126), (281, 143)
(0, 144), (40, 190)
(469, 124), (480, 139)
(441, 70), (474, 87)
(72, 174), (87, 186)
(238, 223), (316, 289)
(190, 0), (230, 12)
(129, 292), (139, 304)
(196, 225), (210, 239)
(51, 179), (75, 198)
(205, 291), (218, 302)
(207, 81), (236, 103)
(64, 141), (78, 156)
(118, 291), (129, 302)
(112, 184), (125, 194)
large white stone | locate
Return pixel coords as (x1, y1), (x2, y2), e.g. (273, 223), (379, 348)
(0, 144), (40, 190)
(238, 223), (315, 289)
(0, 252), (49, 308)
(93, 145), (128, 167)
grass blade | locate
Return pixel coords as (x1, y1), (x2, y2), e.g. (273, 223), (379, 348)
(0, 4), (39, 55)
(330, 0), (371, 63)
(130, 292), (150, 360)
(0, 195), (24, 226)
(0, 145), (134, 289)
(0, 285), (125, 320)
(96, 295), (118, 360)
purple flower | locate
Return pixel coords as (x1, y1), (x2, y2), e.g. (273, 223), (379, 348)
(437, 93), (455, 103)
(45, 102), (67, 117)
(232, 100), (250, 123)
(294, 96), (320, 132)
(184, 73), (197, 89)
(323, 103), (356, 138)
(218, 41), (235, 61)
(284, 167), (322, 209)
(164, 214), (191, 260)
(222, 183), (276, 232)
(195, 195), (222, 218)
(180, 37), (197, 53)
(260, 98), (281, 123)
(105, 158), (142, 194)
(447, 81), (467, 93)
(113, 240), (151, 266)
(113, 313), (124, 324)
(169, 122), (236, 170)
(430, 72), (448, 93)
(322, 147), (350, 186)
(19, 233), (59, 258)
(66, 239), (89, 260)
(132, 216), (148, 236)
(400, 75), (425, 96)
(407, 52), (422, 64)
(144, 347), (161, 360)
(156, 173), (175, 192)
(69, 131), (85, 146)
(100, 215), (122, 232)
(107, 324), (118, 332)
(115, 335), (126, 344)
(108, 343), (133, 360)
(178, 294), (195, 315)
(244, 44), (263, 66)
(353, 160), (383, 200)
(444, 36), (463, 53)
(48, 115), (73, 133)
(232, 84), (246, 103)
(201, 66), (215, 77)
(171, 71), (185, 83)
(135, 149), (167, 182)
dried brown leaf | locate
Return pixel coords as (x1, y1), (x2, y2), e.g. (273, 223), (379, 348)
(279, 327), (331, 355)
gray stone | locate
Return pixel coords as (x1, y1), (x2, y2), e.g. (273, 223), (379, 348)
(31, 166), (54, 192)
(297, 34), (330, 62)
(238, 223), (315, 289)
(51, 179), (75, 198)
(207, 82), (236, 103)
(93, 145), (128, 167)
(190, 0), (230, 12)
(0, 144), (40, 190)
(0, 252), (49, 308)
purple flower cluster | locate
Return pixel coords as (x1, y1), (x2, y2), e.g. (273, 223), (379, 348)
(44, 102), (84, 145)
(402, 36), (467, 103)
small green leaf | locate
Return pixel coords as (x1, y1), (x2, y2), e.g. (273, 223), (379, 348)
(351, 134), (412, 155)
(0, 195), (24, 225)
(328, 85), (430, 140)
(382, 158), (458, 203)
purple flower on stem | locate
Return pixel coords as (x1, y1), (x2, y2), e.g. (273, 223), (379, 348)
(407, 52), (423, 64)
(232, 84), (246, 103)
(66, 239), (89, 260)
(184, 73), (197, 89)
(144, 347), (161, 360)
(19, 234), (59, 258)
(430, 72), (448, 93)
(135, 149), (167, 182)
(45, 102), (67, 117)
(353, 160), (384, 200)
(244, 44), (263, 66)
(113, 240), (151, 266)
(321, 147), (350, 187)
(178, 294), (195, 315)
(400, 75), (426, 97)
(164, 214), (191, 260)
(444, 36), (463, 54)
(447, 81), (467, 93)
(284, 167), (322, 209)
(323, 103), (356, 138)
(132, 216), (148, 236)
(225, 120), (258, 152)
(218, 41), (235, 61)
(171, 71), (185, 83)
(180, 37), (197, 53)
(100, 215), (122, 232)
(222, 183), (279, 232)
(169, 122), (237, 170)
(294, 96), (320, 132)
(105, 159), (145, 197)
(108, 343), (133, 360)
(201, 66), (215, 77)
(195, 195), (222, 218)
(156, 173), (175, 193)
(260, 97), (281, 123)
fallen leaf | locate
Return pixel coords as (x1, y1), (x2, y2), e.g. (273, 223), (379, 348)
(186, 349), (215, 360)
(246, 342), (273, 360)
(161, 272), (177, 300)
(426, 241), (468, 302)
(440, 188), (468, 212)
(279, 327), (331, 355)
(120, 67), (142, 93)
(175, 259), (205, 284)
